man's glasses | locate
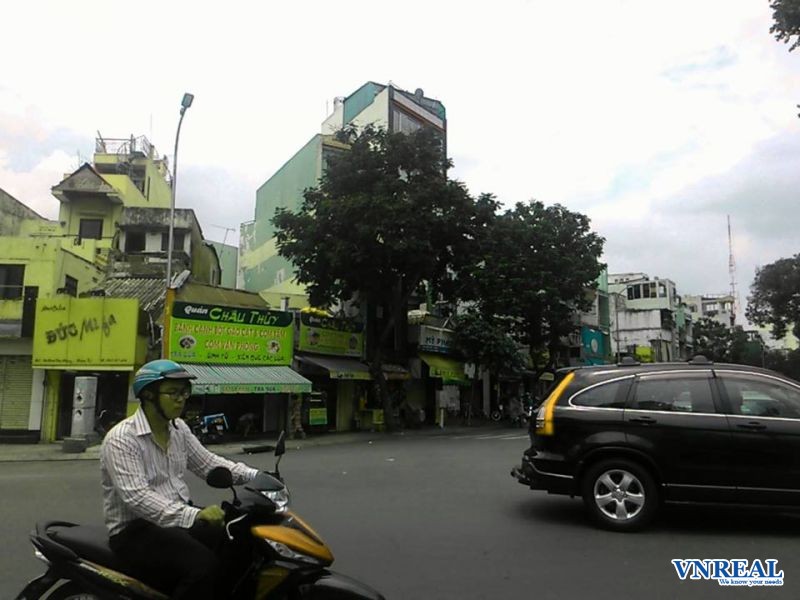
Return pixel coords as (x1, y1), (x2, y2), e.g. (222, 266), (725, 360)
(159, 388), (191, 400)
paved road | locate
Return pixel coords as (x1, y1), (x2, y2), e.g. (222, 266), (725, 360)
(2, 431), (799, 599)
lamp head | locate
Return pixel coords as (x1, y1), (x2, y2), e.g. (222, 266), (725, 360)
(181, 93), (194, 110)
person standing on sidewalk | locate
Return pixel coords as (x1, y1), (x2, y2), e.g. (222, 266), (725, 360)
(290, 393), (306, 439)
(100, 359), (259, 599)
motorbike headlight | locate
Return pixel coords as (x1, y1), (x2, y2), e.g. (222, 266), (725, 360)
(260, 488), (290, 513)
(264, 539), (323, 565)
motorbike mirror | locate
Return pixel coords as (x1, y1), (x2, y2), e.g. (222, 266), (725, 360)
(275, 430), (286, 457)
(206, 466), (233, 489)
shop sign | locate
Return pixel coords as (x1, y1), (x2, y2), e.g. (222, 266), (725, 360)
(418, 325), (453, 354)
(581, 326), (606, 365)
(169, 301), (294, 365)
(309, 407), (328, 426)
(297, 312), (363, 357)
(32, 297), (139, 369)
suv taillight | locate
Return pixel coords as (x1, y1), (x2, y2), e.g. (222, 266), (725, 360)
(534, 371), (574, 436)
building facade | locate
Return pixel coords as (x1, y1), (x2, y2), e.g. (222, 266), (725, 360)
(239, 82), (447, 295)
(609, 272), (693, 362)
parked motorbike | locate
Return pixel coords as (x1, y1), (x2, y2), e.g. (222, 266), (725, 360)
(188, 412), (228, 445)
(15, 431), (385, 600)
(490, 399), (529, 427)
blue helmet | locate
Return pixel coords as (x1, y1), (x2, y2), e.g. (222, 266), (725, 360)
(133, 359), (195, 398)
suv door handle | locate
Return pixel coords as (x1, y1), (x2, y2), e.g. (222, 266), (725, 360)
(629, 416), (657, 425)
(736, 421), (767, 431)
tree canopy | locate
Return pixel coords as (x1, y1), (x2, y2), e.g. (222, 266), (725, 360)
(461, 200), (605, 369)
(452, 310), (526, 376)
(771, 0), (800, 51)
(746, 254), (800, 339)
(692, 317), (757, 364)
(272, 125), (497, 425)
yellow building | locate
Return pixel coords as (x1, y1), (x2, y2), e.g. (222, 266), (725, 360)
(0, 188), (105, 442)
(1, 134), (223, 442)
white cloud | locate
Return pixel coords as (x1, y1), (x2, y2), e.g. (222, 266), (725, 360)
(1, 0), (798, 310)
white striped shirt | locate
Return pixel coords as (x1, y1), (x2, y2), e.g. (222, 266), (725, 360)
(100, 408), (259, 536)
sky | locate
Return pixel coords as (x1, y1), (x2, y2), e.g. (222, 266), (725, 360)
(1, 0), (798, 319)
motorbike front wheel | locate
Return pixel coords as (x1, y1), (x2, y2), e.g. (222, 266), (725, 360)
(46, 581), (101, 600)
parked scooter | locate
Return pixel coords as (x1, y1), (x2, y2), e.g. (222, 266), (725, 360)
(15, 431), (385, 600)
(490, 397), (529, 427)
(188, 412), (228, 445)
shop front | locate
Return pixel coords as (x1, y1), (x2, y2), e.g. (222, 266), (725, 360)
(417, 352), (469, 427)
(165, 300), (311, 436)
(293, 310), (370, 432)
(31, 297), (141, 441)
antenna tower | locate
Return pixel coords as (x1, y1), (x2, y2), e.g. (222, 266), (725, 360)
(727, 215), (739, 325)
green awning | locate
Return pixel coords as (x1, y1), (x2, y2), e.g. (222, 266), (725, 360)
(296, 354), (372, 380)
(183, 364), (312, 395)
(419, 353), (469, 386)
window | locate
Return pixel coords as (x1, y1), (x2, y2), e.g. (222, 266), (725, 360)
(0, 264), (24, 300)
(161, 231), (186, 252)
(571, 378), (631, 408)
(125, 231), (146, 252)
(627, 284), (642, 300)
(392, 109), (423, 134)
(78, 219), (103, 240)
(64, 275), (78, 297)
(631, 374), (715, 413)
(720, 374), (800, 419)
(658, 283), (667, 298)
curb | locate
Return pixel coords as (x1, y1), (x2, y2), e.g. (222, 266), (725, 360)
(0, 423), (510, 463)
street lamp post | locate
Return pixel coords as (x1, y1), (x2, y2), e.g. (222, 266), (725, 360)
(165, 92), (194, 290)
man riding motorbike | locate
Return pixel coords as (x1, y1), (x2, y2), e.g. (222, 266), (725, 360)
(100, 359), (259, 600)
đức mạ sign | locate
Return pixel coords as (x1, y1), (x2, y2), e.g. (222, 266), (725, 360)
(168, 301), (294, 365)
(32, 298), (139, 370)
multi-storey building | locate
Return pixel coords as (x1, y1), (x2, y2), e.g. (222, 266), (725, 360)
(608, 272), (693, 362)
(239, 82), (447, 295)
(684, 293), (736, 328)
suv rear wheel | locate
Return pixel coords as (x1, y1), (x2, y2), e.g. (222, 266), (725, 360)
(581, 458), (658, 532)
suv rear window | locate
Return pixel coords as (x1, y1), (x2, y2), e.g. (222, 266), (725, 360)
(571, 378), (630, 408)
(630, 374), (715, 413)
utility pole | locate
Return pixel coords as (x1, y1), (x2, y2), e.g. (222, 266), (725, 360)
(728, 215), (739, 326)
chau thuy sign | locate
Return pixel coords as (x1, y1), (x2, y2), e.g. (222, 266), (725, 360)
(32, 298), (139, 370)
(297, 312), (364, 357)
(168, 301), (294, 365)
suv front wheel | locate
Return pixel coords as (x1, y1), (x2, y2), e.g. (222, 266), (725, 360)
(581, 458), (658, 532)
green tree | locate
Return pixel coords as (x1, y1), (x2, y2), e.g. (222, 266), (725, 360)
(746, 254), (800, 339)
(461, 201), (605, 371)
(272, 125), (497, 428)
(452, 310), (526, 408)
(771, 0), (800, 51)
(692, 317), (735, 362)
(692, 317), (765, 365)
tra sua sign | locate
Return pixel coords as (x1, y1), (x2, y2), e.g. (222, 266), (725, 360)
(169, 301), (294, 365)
(32, 298), (139, 370)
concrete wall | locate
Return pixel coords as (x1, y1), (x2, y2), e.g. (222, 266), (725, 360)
(0, 189), (45, 235)
(209, 241), (238, 288)
(241, 135), (322, 293)
(349, 86), (390, 130)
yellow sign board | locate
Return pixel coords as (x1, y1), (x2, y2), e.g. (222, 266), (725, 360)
(32, 297), (139, 370)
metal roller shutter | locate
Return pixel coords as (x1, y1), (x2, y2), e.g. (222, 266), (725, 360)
(0, 355), (33, 429)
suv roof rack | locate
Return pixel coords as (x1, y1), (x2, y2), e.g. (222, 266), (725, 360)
(618, 356), (640, 367)
(688, 354), (713, 365)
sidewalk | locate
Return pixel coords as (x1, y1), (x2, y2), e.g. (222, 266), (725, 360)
(0, 422), (511, 463)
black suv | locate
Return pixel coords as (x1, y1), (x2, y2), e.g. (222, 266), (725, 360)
(511, 356), (800, 531)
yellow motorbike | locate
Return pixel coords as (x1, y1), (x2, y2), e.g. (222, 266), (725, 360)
(16, 433), (385, 600)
